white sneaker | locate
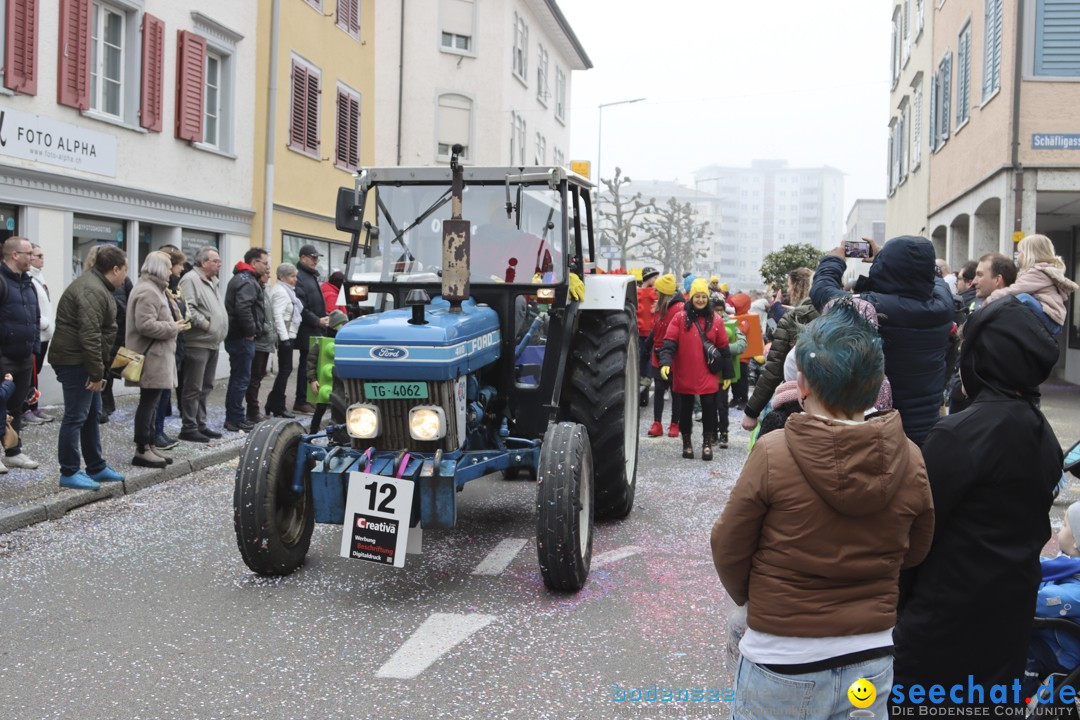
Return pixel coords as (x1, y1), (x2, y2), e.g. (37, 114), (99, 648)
(5, 453), (39, 469)
(0, 459), (7, 474)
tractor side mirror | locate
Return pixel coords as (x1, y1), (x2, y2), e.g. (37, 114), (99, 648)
(335, 187), (363, 233)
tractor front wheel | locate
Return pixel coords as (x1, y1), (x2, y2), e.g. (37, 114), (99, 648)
(234, 419), (315, 576)
(536, 422), (594, 592)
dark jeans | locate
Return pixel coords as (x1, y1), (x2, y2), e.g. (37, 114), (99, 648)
(26, 340), (48, 411)
(266, 339), (294, 413)
(294, 334), (317, 405)
(652, 374), (682, 424)
(154, 387), (171, 436)
(180, 346), (218, 432)
(0, 354), (33, 456)
(713, 385), (730, 434)
(731, 362), (749, 404)
(134, 388), (159, 447)
(245, 350), (271, 419)
(678, 392), (716, 440)
(225, 337), (255, 423)
(54, 364), (105, 476)
(310, 403), (329, 433)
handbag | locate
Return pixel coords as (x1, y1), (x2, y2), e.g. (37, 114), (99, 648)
(111, 340), (155, 383)
(2, 414), (18, 450)
(693, 318), (724, 375)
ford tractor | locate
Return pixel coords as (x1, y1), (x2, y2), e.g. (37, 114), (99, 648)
(233, 146), (640, 591)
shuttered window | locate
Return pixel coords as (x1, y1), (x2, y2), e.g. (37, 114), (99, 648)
(437, 93), (471, 160)
(139, 13), (163, 132)
(289, 58), (321, 157)
(335, 85), (361, 170)
(440, 0), (473, 52)
(983, 0), (1003, 99)
(956, 22), (971, 127)
(57, 0), (91, 109)
(204, 52), (220, 146)
(912, 77), (923, 170)
(336, 0), (360, 40)
(1035, 0), (1080, 77)
(4, 0), (39, 95)
(175, 30), (205, 141)
(929, 70), (938, 152)
(939, 51), (952, 143)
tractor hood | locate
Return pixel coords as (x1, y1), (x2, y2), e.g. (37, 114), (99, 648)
(335, 297), (501, 381)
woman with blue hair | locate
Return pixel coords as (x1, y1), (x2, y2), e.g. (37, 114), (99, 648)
(712, 300), (934, 720)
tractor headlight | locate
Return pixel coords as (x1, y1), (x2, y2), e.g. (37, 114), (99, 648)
(408, 406), (446, 441)
(536, 287), (556, 303)
(346, 404), (379, 439)
(348, 284), (369, 302)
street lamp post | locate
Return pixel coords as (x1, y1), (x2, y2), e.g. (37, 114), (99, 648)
(597, 97), (644, 271)
(597, 97), (645, 189)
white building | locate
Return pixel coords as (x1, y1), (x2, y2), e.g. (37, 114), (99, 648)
(695, 160), (845, 288)
(373, 0), (591, 168)
(845, 199), (887, 246)
(0, 0), (256, 402)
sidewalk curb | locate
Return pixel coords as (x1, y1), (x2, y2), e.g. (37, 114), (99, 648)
(0, 445), (241, 535)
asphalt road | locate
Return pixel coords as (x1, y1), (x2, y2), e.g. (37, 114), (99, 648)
(0, 413), (747, 720)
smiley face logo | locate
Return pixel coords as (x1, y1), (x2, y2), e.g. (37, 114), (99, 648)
(848, 678), (876, 708)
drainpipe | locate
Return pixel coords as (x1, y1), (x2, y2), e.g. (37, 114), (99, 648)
(263, 0), (281, 252)
(396, 0), (405, 166)
(1011, 0), (1025, 235)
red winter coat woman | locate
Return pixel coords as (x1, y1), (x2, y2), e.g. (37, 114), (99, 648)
(651, 292), (684, 369)
(660, 305), (733, 396)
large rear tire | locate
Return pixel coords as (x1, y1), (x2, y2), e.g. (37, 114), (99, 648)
(234, 419), (315, 576)
(567, 299), (639, 519)
(536, 422), (593, 592)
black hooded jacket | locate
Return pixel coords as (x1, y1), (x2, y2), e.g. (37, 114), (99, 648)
(810, 236), (954, 446)
(893, 296), (1063, 700)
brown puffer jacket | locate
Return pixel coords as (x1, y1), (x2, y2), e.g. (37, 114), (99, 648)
(711, 410), (934, 637)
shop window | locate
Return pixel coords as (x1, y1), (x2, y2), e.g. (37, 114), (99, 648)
(71, 215), (124, 279)
(0, 204), (19, 243)
(282, 233), (349, 280)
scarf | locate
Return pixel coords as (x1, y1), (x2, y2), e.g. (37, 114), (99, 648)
(282, 282), (303, 330)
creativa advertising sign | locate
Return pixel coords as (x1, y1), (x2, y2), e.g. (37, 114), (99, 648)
(340, 471), (415, 568)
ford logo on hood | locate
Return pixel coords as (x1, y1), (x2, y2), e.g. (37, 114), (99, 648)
(370, 346), (409, 360)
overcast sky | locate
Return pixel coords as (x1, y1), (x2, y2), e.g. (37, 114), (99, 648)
(560, 0), (891, 214)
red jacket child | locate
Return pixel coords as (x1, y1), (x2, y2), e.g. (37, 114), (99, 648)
(637, 286), (658, 336)
(652, 292), (684, 369)
(659, 302), (734, 396)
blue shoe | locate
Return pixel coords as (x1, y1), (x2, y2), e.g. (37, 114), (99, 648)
(59, 471), (101, 491)
(88, 465), (125, 483)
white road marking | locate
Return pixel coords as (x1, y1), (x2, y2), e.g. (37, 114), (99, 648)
(591, 545), (643, 568)
(375, 613), (497, 679)
(471, 538), (529, 575)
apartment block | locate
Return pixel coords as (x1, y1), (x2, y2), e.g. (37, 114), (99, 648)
(373, 0), (590, 169)
(695, 161), (845, 290)
(918, 0), (1080, 382)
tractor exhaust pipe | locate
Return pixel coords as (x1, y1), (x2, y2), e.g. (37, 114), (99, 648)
(441, 143), (470, 314)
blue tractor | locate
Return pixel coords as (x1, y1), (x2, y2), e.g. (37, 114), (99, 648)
(234, 148), (640, 591)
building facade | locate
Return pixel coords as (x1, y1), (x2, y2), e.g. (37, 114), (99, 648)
(372, 0), (590, 169)
(920, 0), (1080, 382)
(0, 0), (257, 402)
(251, 0), (375, 278)
(846, 199), (887, 246)
(885, 0), (934, 238)
(694, 161), (845, 290)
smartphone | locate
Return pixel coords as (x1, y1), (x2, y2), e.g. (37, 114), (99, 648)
(844, 240), (871, 259)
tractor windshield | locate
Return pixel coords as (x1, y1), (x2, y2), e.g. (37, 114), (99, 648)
(347, 183), (565, 285)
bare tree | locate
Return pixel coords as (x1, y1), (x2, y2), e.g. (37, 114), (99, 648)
(595, 167), (655, 268)
(641, 197), (708, 278)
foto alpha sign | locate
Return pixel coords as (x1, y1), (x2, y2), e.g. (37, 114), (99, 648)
(0, 106), (117, 177)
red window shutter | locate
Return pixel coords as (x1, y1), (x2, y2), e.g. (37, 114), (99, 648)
(56, 0), (91, 109)
(335, 89), (348, 166)
(289, 61), (308, 150)
(348, 94), (360, 168)
(304, 71), (320, 153)
(4, 0), (39, 95)
(175, 30), (206, 141)
(139, 14), (165, 132)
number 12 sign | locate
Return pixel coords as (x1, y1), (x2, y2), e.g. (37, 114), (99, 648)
(339, 472), (415, 568)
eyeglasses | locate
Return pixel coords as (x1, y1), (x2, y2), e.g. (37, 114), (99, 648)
(31, 254), (43, 259)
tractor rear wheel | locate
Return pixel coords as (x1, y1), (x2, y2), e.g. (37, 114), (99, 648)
(567, 300), (639, 520)
(234, 419), (315, 576)
(536, 422), (593, 592)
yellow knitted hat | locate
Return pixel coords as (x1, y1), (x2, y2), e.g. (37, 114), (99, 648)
(689, 278), (710, 299)
(654, 274), (677, 296)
